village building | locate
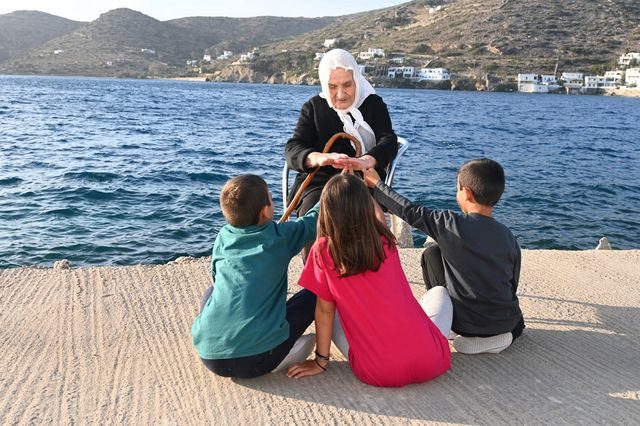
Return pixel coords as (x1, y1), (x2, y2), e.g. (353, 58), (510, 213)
(315, 52), (325, 61)
(217, 51), (233, 60)
(604, 70), (624, 83)
(517, 74), (548, 93)
(624, 68), (640, 87)
(584, 75), (617, 89)
(387, 66), (415, 78)
(203, 54), (212, 62)
(140, 48), (156, 54)
(584, 76), (599, 89)
(618, 52), (640, 67)
(540, 75), (557, 84)
(239, 51), (256, 63)
(358, 48), (385, 60)
(323, 39), (338, 48)
(561, 72), (584, 84)
(418, 68), (450, 81)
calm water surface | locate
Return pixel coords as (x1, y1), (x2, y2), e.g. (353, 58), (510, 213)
(0, 76), (638, 267)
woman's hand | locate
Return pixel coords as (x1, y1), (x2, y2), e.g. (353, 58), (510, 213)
(305, 152), (350, 169)
(287, 359), (328, 378)
(342, 155), (377, 171)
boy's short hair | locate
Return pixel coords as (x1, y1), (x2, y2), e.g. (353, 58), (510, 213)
(457, 158), (505, 207)
(220, 174), (270, 227)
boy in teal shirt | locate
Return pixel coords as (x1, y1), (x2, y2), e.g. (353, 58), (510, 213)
(192, 174), (319, 377)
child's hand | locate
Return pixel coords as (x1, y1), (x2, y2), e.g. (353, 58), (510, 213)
(287, 360), (327, 378)
(363, 168), (381, 188)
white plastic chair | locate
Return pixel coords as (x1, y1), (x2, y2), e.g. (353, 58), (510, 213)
(282, 137), (409, 211)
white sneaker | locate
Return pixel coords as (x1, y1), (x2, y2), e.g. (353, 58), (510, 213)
(271, 333), (316, 373)
(453, 332), (513, 354)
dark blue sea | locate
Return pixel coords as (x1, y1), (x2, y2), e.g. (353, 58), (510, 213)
(1, 75), (639, 268)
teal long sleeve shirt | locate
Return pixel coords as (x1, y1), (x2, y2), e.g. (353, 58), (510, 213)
(191, 204), (319, 359)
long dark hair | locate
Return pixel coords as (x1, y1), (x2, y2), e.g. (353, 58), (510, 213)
(317, 174), (397, 277)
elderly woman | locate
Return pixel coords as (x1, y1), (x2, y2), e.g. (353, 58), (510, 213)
(285, 49), (398, 223)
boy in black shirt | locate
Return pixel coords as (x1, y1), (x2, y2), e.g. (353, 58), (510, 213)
(363, 158), (524, 354)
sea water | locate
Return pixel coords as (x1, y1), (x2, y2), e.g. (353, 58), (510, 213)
(1, 75), (638, 267)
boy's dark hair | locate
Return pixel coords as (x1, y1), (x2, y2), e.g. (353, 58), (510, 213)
(220, 174), (270, 227)
(457, 158), (505, 207)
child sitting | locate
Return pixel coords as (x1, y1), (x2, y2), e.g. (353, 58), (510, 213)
(363, 158), (525, 354)
(287, 174), (452, 387)
(191, 174), (319, 378)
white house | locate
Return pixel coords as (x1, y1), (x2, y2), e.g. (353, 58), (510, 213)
(584, 76), (598, 89)
(387, 66), (415, 78)
(315, 52), (325, 61)
(418, 68), (450, 81)
(584, 75), (617, 89)
(624, 68), (640, 87)
(358, 51), (375, 60)
(517, 74), (547, 92)
(141, 48), (156, 54)
(540, 75), (557, 84)
(239, 52), (256, 62)
(561, 72), (583, 83)
(53, 49), (64, 55)
(367, 48), (385, 57)
(517, 73), (538, 83)
(186, 60), (198, 66)
(389, 57), (405, 64)
(324, 39), (338, 48)
(203, 54), (212, 62)
(618, 52), (640, 67)
(604, 70), (624, 83)
(217, 51), (233, 60)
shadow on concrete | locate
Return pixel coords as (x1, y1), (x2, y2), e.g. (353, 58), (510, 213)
(234, 298), (640, 423)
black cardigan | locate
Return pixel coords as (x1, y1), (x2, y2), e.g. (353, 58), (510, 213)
(284, 94), (398, 206)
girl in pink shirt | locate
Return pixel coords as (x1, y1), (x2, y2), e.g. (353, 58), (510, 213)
(287, 174), (452, 387)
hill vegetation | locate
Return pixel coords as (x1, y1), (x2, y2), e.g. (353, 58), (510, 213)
(0, 9), (336, 78)
(0, 11), (83, 64)
(236, 0), (640, 86)
(1, 1), (639, 87)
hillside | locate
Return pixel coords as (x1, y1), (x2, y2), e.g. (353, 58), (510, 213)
(169, 16), (336, 55)
(216, 0), (640, 86)
(1, 1), (639, 84)
(0, 9), (336, 77)
(0, 11), (84, 64)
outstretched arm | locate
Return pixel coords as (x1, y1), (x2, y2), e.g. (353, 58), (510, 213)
(287, 298), (334, 378)
(363, 168), (444, 240)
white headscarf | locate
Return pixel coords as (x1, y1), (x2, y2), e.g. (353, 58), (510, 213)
(318, 49), (377, 154)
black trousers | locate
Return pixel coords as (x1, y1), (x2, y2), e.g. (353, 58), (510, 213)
(199, 287), (316, 378)
(421, 243), (525, 340)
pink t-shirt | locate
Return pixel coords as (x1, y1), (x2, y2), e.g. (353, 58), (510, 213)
(299, 237), (451, 387)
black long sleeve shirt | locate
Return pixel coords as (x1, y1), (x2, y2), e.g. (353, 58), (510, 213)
(284, 94), (398, 207)
(373, 181), (523, 335)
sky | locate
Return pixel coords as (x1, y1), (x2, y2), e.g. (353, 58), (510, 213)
(0, 0), (408, 21)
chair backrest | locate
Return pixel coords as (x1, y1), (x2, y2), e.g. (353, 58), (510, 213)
(282, 136), (409, 211)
